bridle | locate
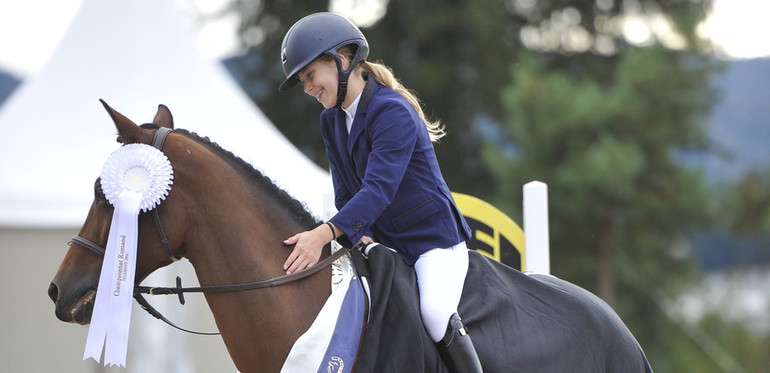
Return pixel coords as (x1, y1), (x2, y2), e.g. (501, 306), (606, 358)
(69, 127), (350, 335)
(71, 128), (178, 263)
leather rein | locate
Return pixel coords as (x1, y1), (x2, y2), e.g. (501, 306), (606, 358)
(69, 127), (351, 335)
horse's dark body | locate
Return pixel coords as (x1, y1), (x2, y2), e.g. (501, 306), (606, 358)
(48, 103), (652, 372)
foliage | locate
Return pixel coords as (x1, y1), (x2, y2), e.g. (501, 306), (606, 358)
(694, 314), (770, 373)
(225, 1), (329, 163)
(481, 45), (721, 370)
(723, 168), (770, 238)
(644, 311), (770, 373)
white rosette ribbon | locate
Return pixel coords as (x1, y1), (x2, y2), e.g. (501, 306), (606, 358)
(84, 143), (173, 367)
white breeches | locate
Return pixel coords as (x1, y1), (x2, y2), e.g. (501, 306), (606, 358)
(414, 242), (470, 342)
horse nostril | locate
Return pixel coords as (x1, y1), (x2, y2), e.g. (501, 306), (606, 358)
(48, 282), (59, 303)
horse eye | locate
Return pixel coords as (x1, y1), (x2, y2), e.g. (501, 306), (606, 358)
(94, 178), (107, 201)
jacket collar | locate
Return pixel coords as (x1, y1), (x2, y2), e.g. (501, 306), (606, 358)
(358, 75), (377, 113)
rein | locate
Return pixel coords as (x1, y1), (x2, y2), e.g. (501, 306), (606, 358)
(71, 233), (350, 335)
(69, 127), (351, 335)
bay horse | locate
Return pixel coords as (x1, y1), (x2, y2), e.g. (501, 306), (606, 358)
(48, 102), (653, 372)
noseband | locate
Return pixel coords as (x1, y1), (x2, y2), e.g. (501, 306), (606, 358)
(68, 127), (350, 335)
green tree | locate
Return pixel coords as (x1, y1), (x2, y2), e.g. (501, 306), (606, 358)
(723, 168), (770, 238)
(482, 39), (720, 372)
(225, 1), (329, 162)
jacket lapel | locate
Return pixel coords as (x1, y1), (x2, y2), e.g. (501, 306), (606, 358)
(347, 77), (377, 155)
(332, 109), (353, 172)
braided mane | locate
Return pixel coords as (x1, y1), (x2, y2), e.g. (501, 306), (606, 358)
(143, 124), (321, 229)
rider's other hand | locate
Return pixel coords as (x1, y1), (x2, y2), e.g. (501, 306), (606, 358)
(359, 235), (373, 246)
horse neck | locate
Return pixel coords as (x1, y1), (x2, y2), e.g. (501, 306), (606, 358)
(175, 146), (331, 371)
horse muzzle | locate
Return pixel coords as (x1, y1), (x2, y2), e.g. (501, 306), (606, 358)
(48, 280), (96, 325)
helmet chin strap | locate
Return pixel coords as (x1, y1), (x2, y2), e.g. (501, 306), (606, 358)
(329, 51), (365, 108)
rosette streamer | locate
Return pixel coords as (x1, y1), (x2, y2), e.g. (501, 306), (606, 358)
(83, 144), (173, 366)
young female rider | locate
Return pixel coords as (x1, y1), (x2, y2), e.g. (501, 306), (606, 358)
(278, 12), (482, 372)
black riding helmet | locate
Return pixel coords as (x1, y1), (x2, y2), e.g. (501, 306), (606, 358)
(279, 12), (369, 107)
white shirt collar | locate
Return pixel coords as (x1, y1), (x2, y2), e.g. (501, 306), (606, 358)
(342, 91), (363, 134)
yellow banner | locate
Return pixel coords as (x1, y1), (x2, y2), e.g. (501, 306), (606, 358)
(452, 193), (525, 271)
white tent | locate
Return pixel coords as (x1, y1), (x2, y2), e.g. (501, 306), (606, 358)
(0, 1), (332, 372)
(0, 0), (333, 227)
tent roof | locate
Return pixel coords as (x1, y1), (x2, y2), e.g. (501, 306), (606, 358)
(0, 0), (332, 227)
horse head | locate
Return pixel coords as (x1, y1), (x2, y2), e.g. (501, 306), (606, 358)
(48, 101), (332, 371)
(48, 100), (190, 324)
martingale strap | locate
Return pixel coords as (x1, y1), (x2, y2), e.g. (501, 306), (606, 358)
(133, 292), (220, 336)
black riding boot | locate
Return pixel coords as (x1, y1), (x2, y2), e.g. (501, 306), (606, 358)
(435, 313), (483, 373)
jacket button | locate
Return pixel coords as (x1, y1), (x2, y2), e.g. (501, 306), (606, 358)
(353, 221), (363, 231)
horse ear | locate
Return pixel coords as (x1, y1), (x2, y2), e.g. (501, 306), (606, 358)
(100, 99), (144, 144)
(153, 104), (174, 129)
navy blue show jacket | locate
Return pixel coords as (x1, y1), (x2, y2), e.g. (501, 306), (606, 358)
(323, 78), (471, 265)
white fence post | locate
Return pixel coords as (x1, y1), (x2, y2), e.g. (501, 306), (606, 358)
(523, 181), (550, 274)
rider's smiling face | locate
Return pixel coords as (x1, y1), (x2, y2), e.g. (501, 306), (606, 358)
(298, 57), (338, 109)
(298, 54), (351, 109)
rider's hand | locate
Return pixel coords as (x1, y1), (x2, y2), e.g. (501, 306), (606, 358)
(359, 235), (374, 246)
(283, 224), (334, 275)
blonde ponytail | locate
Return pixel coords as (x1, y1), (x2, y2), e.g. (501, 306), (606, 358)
(362, 61), (446, 142)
